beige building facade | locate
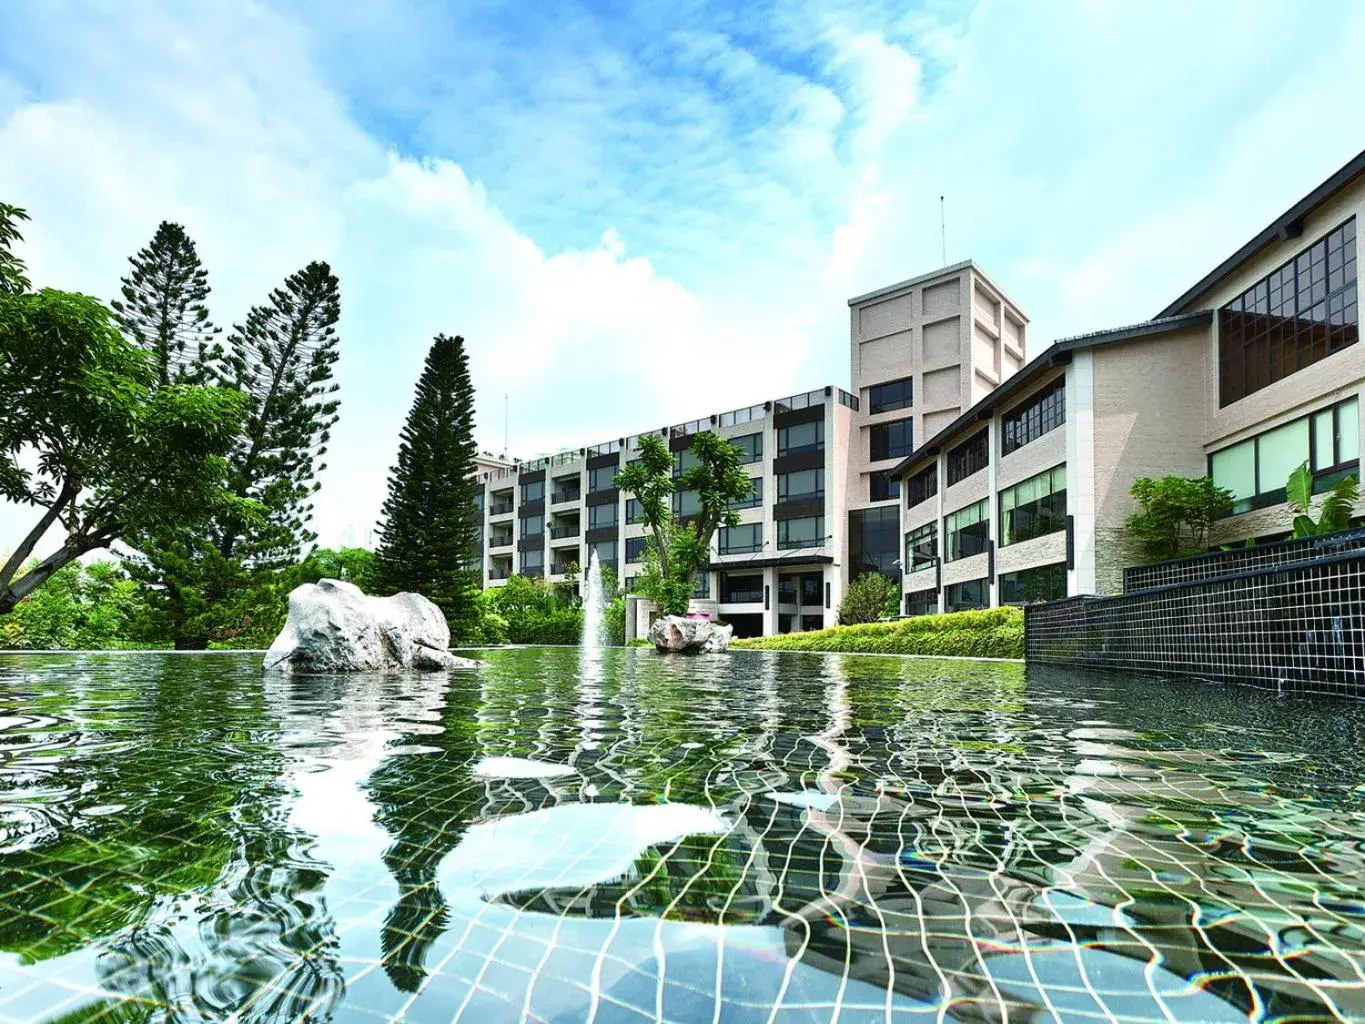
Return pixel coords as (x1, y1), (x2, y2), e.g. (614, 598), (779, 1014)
(895, 150), (1364, 612)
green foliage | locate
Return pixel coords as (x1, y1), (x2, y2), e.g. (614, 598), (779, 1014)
(0, 561), (160, 650)
(0, 202), (30, 295)
(1287, 461), (1359, 538)
(295, 546), (376, 587)
(482, 574), (582, 645)
(110, 221), (222, 385)
(732, 607), (1024, 659)
(370, 335), (481, 640)
(615, 432), (752, 616)
(0, 276), (251, 614)
(1125, 475), (1234, 561)
(837, 572), (900, 625)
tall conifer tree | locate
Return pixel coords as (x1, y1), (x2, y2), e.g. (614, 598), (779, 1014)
(111, 221), (221, 384)
(372, 334), (480, 637)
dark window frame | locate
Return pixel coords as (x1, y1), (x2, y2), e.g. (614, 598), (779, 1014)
(731, 432), (763, 465)
(718, 523), (763, 555)
(999, 465), (1067, 547)
(870, 417), (914, 462)
(869, 469), (901, 502)
(944, 499), (989, 562)
(904, 522), (937, 572)
(778, 468), (824, 502)
(777, 515), (825, 550)
(947, 432), (988, 485)
(1001, 379), (1066, 456)
(868, 376), (913, 415)
(905, 466), (938, 509)
(777, 420), (825, 456)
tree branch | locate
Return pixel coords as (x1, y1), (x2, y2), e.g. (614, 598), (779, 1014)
(0, 478), (77, 589)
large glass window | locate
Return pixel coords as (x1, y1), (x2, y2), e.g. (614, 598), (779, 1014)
(868, 376), (913, 415)
(778, 469), (823, 502)
(778, 420), (824, 455)
(691, 573), (710, 598)
(721, 573), (763, 603)
(1210, 396), (1359, 512)
(590, 540), (617, 567)
(945, 578), (987, 612)
(672, 489), (701, 517)
(588, 503), (618, 529)
(1001, 379), (1065, 455)
(625, 536), (648, 563)
(849, 507), (899, 578)
(588, 465), (616, 492)
(731, 432), (763, 464)
(1220, 218), (1357, 406)
(520, 547), (544, 572)
(904, 591), (938, 617)
(626, 498), (645, 524)
(718, 523), (762, 554)
(904, 522), (937, 572)
(906, 466), (937, 509)
(519, 514), (544, 538)
(870, 418), (913, 461)
(870, 470), (900, 502)
(778, 516), (824, 550)
(520, 479), (545, 503)
(674, 449), (701, 477)
(947, 433), (988, 485)
(1000, 563), (1067, 605)
(944, 499), (989, 561)
(999, 465), (1067, 546)
(733, 476), (762, 509)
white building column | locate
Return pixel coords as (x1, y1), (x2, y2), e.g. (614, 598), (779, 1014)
(1067, 353), (1097, 596)
(763, 565), (780, 635)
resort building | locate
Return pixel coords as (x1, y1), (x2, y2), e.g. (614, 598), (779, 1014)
(479, 262), (1029, 637)
(894, 149), (1364, 613)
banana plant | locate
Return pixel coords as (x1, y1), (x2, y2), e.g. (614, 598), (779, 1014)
(1287, 460), (1359, 538)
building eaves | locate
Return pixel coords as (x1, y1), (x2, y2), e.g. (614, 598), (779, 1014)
(889, 310), (1213, 478)
(1156, 148), (1365, 319)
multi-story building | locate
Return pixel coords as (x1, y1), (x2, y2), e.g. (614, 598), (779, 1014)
(479, 262), (1029, 637)
(894, 148), (1363, 614)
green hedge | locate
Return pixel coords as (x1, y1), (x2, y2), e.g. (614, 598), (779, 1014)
(730, 607), (1023, 659)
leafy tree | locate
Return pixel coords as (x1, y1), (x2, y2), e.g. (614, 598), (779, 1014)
(0, 284), (251, 614)
(1287, 461), (1359, 538)
(0, 560), (156, 650)
(837, 572), (900, 625)
(615, 432), (752, 616)
(110, 221), (222, 385)
(371, 335), (480, 638)
(0, 203), (30, 295)
(295, 545), (376, 587)
(1125, 475), (1234, 561)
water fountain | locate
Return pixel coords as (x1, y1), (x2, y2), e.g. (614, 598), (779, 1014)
(581, 550), (605, 651)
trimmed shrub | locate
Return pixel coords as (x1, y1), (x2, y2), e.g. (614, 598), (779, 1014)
(731, 607), (1023, 659)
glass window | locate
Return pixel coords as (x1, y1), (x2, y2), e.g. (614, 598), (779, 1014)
(906, 466), (937, 509)
(947, 433), (988, 485)
(732, 476), (762, 509)
(590, 540), (617, 566)
(1001, 379), (1065, 455)
(672, 489), (701, 517)
(999, 465), (1067, 546)
(1219, 217), (1356, 406)
(520, 547), (544, 572)
(1341, 397), (1360, 464)
(691, 573), (710, 598)
(944, 499), (989, 561)
(718, 523), (762, 554)
(869, 418), (913, 461)
(1000, 563), (1067, 605)
(721, 573), (762, 603)
(870, 470), (900, 502)
(945, 578), (987, 612)
(588, 503), (618, 529)
(868, 377), (913, 415)
(849, 507), (899, 578)
(521, 479), (545, 503)
(674, 449), (700, 477)
(1211, 440), (1256, 506)
(588, 465), (616, 492)
(778, 516), (824, 550)
(625, 536), (648, 563)
(778, 420), (824, 455)
(1258, 418), (1310, 495)
(904, 591), (938, 617)
(731, 432), (763, 464)
(905, 523), (937, 571)
(778, 468), (823, 501)
(626, 498), (645, 524)
(519, 514), (544, 538)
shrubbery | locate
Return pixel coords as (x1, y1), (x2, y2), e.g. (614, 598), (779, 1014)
(467, 571), (627, 647)
(731, 607), (1023, 659)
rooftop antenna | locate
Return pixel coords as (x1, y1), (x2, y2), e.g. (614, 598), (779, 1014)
(940, 195), (947, 266)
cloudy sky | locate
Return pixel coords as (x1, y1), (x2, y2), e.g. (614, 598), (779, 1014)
(2, 0), (1363, 548)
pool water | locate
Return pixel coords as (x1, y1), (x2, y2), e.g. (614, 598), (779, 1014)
(0, 648), (1363, 1022)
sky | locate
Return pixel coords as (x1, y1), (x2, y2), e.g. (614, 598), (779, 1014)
(2, 0), (1364, 550)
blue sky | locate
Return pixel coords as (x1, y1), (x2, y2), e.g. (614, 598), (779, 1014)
(2, 0), (1364, 547)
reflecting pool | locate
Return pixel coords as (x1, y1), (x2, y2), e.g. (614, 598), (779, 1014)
(1, 648), (1364, 1022)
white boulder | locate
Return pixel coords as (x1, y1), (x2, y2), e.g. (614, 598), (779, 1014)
(648, 615), (733, 654)
(262, 578), (480, 674)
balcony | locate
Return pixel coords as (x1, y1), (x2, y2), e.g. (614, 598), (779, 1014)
(550, 524), (580, 539)
(488, 566), (511, 581)
(551, 489), (581, 504)
(488, 502), (513, 516)
(550, 561), (576, 576)
(488, 535), (513, 549)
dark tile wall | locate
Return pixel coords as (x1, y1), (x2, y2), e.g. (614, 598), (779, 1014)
(1124, 528), (1365, 593)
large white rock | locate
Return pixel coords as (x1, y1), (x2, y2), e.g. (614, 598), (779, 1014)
(262, 578), (480, 674)
(648, 615), (733, 654)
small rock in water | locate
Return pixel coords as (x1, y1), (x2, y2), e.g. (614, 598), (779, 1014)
(472, 756), (577, 779)
(648, 615), (733, 654)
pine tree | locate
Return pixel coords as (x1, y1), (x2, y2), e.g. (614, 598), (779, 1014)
(215, 261), (342, 571)
(371, 334), (481, 638)
(111, 222), (221, 384)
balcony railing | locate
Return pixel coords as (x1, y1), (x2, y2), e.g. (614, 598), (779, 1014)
(551, 489), (581, 503)
(721, 589), (763, 604)
(549, 525), (580, 539)
(488, 502), (513, 516)
(550, 561), (575, 576)
(488, 567), (511, 581)
(488, 536), (513, 549)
